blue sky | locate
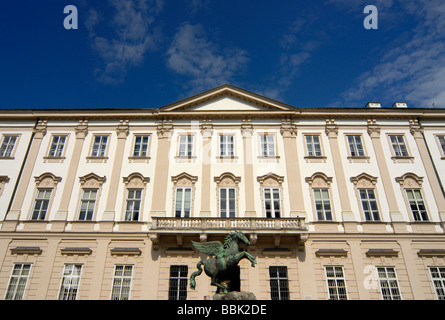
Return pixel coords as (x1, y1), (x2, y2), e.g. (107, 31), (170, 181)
(0, 0), (444, 109)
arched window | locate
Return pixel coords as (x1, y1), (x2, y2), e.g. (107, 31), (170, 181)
(306, 172), (334, 221)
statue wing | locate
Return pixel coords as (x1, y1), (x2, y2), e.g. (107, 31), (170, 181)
(191, 240), (222, 256)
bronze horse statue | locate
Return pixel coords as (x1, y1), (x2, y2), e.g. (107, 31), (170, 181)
(189, 231), (257, 294)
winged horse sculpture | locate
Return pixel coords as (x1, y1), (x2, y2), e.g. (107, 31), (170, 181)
(189, 231), (257, 294)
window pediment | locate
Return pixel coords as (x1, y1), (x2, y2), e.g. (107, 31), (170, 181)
(395, 172), (423, 188)
(79, 173), (106, 188)
(257, 173), (284, 187)
(34, 172), (62, 188)
(305, 172), (333, 187)
(172, 172), (198, 187)
(350, 172), (378, 188)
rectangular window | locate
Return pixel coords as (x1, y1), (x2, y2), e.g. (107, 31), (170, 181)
(169, 265), (188, 300)
(5, 263), (32, 300)
(179, 134), (193, 157)
(390, 135), (409, 157)
(78, 189), (97, 221)
(48, 135), (67, 157)
(359, 189), (380, 221)
(58, 264), (82, 300)
(438, 136), (445, 155)
(175, 187), (192, 218)
(325, 266), (348, 300)
(264, 187), (281, 218)
(133, 135), (149, 157)
(269, 266), (289, 300)
(429, 266), (445, 300)
(313, 189), (332, 221)
(377, 267), (402, 300)
(111, 265), (133, 300)
(260, 134), (275, 157)
(125, 189), (142, 221)
(406, 189), (428, 221)
(91, 135), (108, 157)
(0, 135), (18, 158)
(305, 135), (322, 156)
(347, 135), (365, 156)
(220, 187), (236, 218)
(31, 188), (52, 220)
(220, 134), (234, 156)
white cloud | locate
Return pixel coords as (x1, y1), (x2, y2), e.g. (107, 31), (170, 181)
(166, 23), (249, 94)
(85, 0), (163, 84)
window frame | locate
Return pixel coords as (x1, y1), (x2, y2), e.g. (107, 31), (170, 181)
(376, 266), (402, 300)
(175, 187), (192, 218)
(219, 134), (235, 157)
(30, 188), (53, 220)
(263, 187), (281, 218)
(178, 134), (194, 157)
(47, 135), (68, 157)
(359, 188), (380, 221)
(132, 134), (150, 157)
(111, 265), (133, 300)
(58, 264), (83, 300)
(258, 133), (276, 157)
(4, 263), (32, 300)
(325, 265), (348, 300)
(0, 134), (20, 158)
(313, 188), (333, 221)
(78, 188), (98, 221)
(124, 188), (143, 221)
(405, 188), (429, 221)
(429, 266), (445, 300)
(219, 187), (236, 218)
(88, 134), (110, 159)
(269, 266), (289, 300)
(305, 134), (323, 157)
(168, 265), (188, 301)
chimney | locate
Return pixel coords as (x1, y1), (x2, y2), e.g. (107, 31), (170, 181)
(392, 102), (407, 108)
(366, 102), (381, 108)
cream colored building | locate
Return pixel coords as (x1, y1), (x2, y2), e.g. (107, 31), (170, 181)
(0, 85), (444, 300)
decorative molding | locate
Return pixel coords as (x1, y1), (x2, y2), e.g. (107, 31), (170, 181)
(214, 172), (241, 186)
(305, 172), (333, 187)
(34, 172), (62, 187)
(123, 172), (150, 187)
(116, 120), (130, 139)
(33, 120), (47, 139)
(10, 246), (42, 255)
(257, 173), (284, 187)
(395, 172), (424, 188)
(350, 172), (378, 187)
(280, 118), (297, 137)
(156, 119), (173, 139)
(75, 120), (89, 139)
(367, 118), (381, 138)
(60, 247), (92, 255)
(366, 249), (398, 257)
(172, 172), (198, 186)
(110, 247), (142, 256)
(79, 172), (106, 187)
(325, 118), (338, 138)
(315, 249), (348, 257)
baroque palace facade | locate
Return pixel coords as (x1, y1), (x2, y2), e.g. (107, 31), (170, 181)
(0, 85), (445, 300)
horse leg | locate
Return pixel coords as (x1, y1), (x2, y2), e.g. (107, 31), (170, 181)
(211, 276), (228, 294)
(236, 251), (257, 267)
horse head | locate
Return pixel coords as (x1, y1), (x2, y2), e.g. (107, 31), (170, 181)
(232, 231), (250, 246)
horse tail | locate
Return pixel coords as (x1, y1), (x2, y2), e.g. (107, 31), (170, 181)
(190, 261), (204, 290)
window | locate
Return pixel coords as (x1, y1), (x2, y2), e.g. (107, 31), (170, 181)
(48, 135), (67, 157)
(305, 135), (322, 156)
(78, 189), (97, 221)
(313, 189), (332, 221)
(133, 135), (149, 157)
(5, 264), (32, 300)
(220, 134), (234, 156)
(269, 266), (289, 300)
(91, 135), (108, 157)
(58, 264), (82, 300)
(429, 267), (445, 300)
(111, 265), (133, 300)
(325, 266), (348, 300)
(347, 135), (365, 156)
(175, 187), (192, 218)
(125, 189), (142, 221)
(377, 267), (401, 300)
(438, 136), (445, 155)
(359, 189), (380, 221)
(260, 134), (275, 156)
(220, 188), (236, 218)
(264, 187), (281, 218)
(169, 265), (188, 300)
(406, 189), (428, 221)
(178, 134), (193, 157)
(31, 189), (52, 220)
(0, 135), (18, 157)
(389, 135), (409, 157)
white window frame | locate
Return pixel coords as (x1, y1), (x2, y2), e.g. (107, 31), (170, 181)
(389, 135), (409, 157)
(31, 188), (52, 220)
(133, 135), (149, 157)
(347, 135), (365, 157)
(325, 266), (348, 300)
(58, 264), (83, 300)
(437, 135), (445, 155)
(78, 188), (98, 221)
(220, 187), (236, 218)
(175, 187), (192, 218)
(124, 189), (142, 221)
(178, 134), (194, 157)
(359, 189), (380, 221)
(269, 266), (289, 300)
(313, 188), (332, 221)
(91, 135), (108, 157)
(168, 265), (188, 300)
(429, 266), (445, 300)
(259, 134), (276, 157)
(305, 135), (322, 156)
(111, 265), (133, 300)
(263, 187), (281, 218)
(4, 263), (32, 300)
(0, 135), (18, 158)
(405, 188), (428, 221)
(377, 266), (402, 300)
(220, 134), (234, 156)
(48, 135), (67, 157)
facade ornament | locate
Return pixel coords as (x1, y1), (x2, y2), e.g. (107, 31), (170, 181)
(409, 118), (424, 139)
(280, 118), (297, 137)
(156, 119), (173, 139)
(325, 118), (338, 138)
(33, 120), (48, 139)
(116, 120), (130, 139)
(241, 119), (253, 137)
(200, 119), (214, 137)
(367, 118), (381, 138)
(75, 120), (89, 139)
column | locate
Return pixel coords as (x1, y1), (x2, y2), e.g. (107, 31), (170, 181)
(367, 119), (403, 221)
(103, 120), (129, 221)
(242, 120), (256, 217)
(325, 120), (354, 221)
(54, 120), (88, 221)
(281, 119), (306, 218)
(5, 120), (47, 221)
(410, 119), (445, 221)
(150, 120), (173, 217)
(200, 121), (213, 217)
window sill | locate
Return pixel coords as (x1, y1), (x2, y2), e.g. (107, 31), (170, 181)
(175, 155), (197, 163)
(304, 155), (327, 163)
(217, 156), (239, 163)
(0, 156), (15, 160)
(347, 155), (370, 163)
(128, 156), (151, 163)
(86, 156), (108, 163)
(43, 156), (66, 163)
(257, 155), (280, 163)
(391, 156), (414, 163)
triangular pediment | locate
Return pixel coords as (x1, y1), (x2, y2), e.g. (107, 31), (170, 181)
(159, 84), (296, 113)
